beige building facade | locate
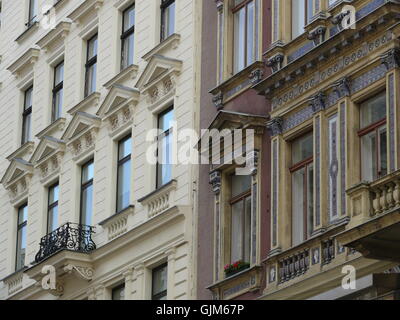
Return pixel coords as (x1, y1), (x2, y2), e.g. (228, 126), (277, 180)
(0, 0), (201, 300)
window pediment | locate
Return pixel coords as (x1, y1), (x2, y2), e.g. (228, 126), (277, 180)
(36, 21), (71, 53)
(136, 55), (182, 107)
(0, 158), (33, 204)
(7, 48), (40, 78)
(67, 0), (103, 25)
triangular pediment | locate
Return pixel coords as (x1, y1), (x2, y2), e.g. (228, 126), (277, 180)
(97, 85), (139, 118)
(1, 158), (33, 186)
(30, 136), (66, 165)
(136, 54), (182, 90)
(62, 112), (101, 142)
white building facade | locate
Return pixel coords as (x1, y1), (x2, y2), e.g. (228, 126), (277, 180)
(0, 0), (201, 300)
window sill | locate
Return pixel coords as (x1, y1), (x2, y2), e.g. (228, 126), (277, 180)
(142, 33), (181, 61)
(15, 22), (39, 43)
(103, 64), (139, 89)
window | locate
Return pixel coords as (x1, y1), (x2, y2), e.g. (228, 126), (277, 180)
(233, 0), (257, 74)
(52, 61), (64, 122)
(359, 91), (387, 182)
(84, 34), (98, 97)
(152, 264), (167, 300)
(27, 0), (38, 27)
(290, 133), (314, 247)
(0, 1), (2, 28)
(47, 183), (59, 233)
(230, 175), (251, 264)
(16, 203), (28, 271)
(157, 107), (174, 188)
(112, 284), (125, 300)
(291, 0), (313, 39)
(160, 0), (175, 41)
(22, 86), (33, 145)
(117, 135), (132, 212)
(121, 4), (135, 70)
(80, 160), (94, 226)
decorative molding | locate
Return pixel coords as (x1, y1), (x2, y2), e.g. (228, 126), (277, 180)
(212, 91), (224, 110)
(266, 54), (284, 73)
(99, 206), (135, 241)
(142, 34), (181, 61)
(266, 117), (283, 136)
(63, 264), (94, 281)
(67, 92), (101, 115)
(36, 21), (71, 53)
(309, 92), (326, 113)
(7, 48), (40, 77)
(67, 0), (103, 24)
(249, 68), (264, 85)
(209, 170), (222, 195)
(103, 64), (139, 90)
(381, 48), (400, 71)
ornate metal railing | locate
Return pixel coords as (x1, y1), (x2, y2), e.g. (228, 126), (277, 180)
(35, 223), (96, 263)
(278, 249), (310, 284)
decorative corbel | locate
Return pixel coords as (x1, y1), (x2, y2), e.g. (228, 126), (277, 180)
(307, 26), (326, 46)
(381, 48), (400, 71)
(249, 68), (264, 85)
(309, 92), (326, 113)
(63, 264), (94, 281)
(266, 53), (284, 73)
(209, 170), (222, 195)
(266, 117), (283, 136)
(212, 92), (224, 110)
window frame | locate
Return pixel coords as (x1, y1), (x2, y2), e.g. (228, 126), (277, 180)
(27, 0), (38, 28)
(84, 34), (98, 98)
(47, 182), (59, 233)
(21, 85), (33, 145)
(116, 134), (132, 213)
(291, 0), (313, 40)
(111, 283), (125, 300)
(289, 132), (314, 245)
(80, 159), (94, 226)
(156, 106), (174, 189)
(52, 61), (64, 123)
(16, 203), (28, 271)
(152, 263), (168, 300)
(160, 0), (175, 42)
(121, 4), (135, 70)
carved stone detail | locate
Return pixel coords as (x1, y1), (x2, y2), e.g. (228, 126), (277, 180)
(309, 92), (326, 113)
(212, 92), (224, 110)
(266, 54), (284, 73)
(209, 170), (222, 195)
(64, 264), (94, 281)
(266, 117), (283, 136)
(331, 77), (351, 98)
(249, 68), (264, 85)
(381, 48), (400, 71)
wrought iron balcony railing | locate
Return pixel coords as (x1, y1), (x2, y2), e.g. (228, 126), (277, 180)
(35, 223), (96, 263)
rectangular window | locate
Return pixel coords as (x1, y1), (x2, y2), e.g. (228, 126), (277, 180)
(157, 107), (174, 188)
(359, 91), (387, 182)
(290, 133), (314, 247)
(16, 203), (28, 271)
(22, 86), (33, 145)
(160, 0), (175, 41)
(230, 175), (251, 264)
(27, 0), (38, 27)
(80, 160), (94, 226)
(47, 183), (59, 233)
(117, 135), (132, 212)
(112, 284), (125, 300)
(121, 4), (135, 70)
(152, 264), (168, 300)
(291, 0), (313, 39)
(84, 34), (98, 97)
(233, 0), (257, 74)
(52, 61), (64, 122)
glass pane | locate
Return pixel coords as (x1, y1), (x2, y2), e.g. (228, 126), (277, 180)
(379, 127), (387, 178)
(152, 265), (168, 297)
(244, 196), (252, 263)
(307, 0), (313, 23)
(292, 168), (305, 246)
(231, 175), (251, 198)
(117, 159), (131, 212)
(158, 108), (174, 132)
(86, 64), (97, 96)
(292, 0), (305, 39)
(49, 184), (59, 205)
(167, 2), (175, 37)
(18, 205), (28, 225)
(48, 206), (58, 233)
(231, 200), (244, 262)
(54, 62), (64, 86)
(360, 91), (386, 128)
(53, 88), (63, 120)
(292, 133), (313, 165)
(112, 285), (125, 300)
(157, 133), (172, 187)
(25, 87), (33, 110)
(88, 35), (98, 60)
(119, 137), (132, 160)
(81, 184), (93, 226)
(307, 164), (314, 237)
(22, 112), (32, 143)
(361, 131), (377, 181)
(122, 34), (135, 68)
(16, 226), (26, 270)
(246, 1), (255, 67)
(82, 161), (94, 184)
(123, 5), (135, 31)
(29, 0), (38, 21)
(234, 7), (245, 73)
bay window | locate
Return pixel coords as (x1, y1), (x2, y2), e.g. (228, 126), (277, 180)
(152, 264), (168, 300)
(157, 107), (173, 188)
(52, 61), (64, 122)
(121, 4), (135, 70)
(22, 86), (33, 145)
(160, 0), (175, 41)
(233, 0), (257, 74)
(47, 183), (59, 233)
(290, 133), (314, 247)
(359, 91), (387, 182)
(16, 203), (28, 271)
(84, 34), (98, 97)
(80, 160), (94, 226)
(117, 135), (132, 212)
(230, 175), (251, 264)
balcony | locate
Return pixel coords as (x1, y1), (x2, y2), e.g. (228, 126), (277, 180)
(340, 169), (400, 261)
(35, 223), (96, 264)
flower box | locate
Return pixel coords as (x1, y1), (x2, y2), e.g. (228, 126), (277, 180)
(224, 261), (250, 277)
